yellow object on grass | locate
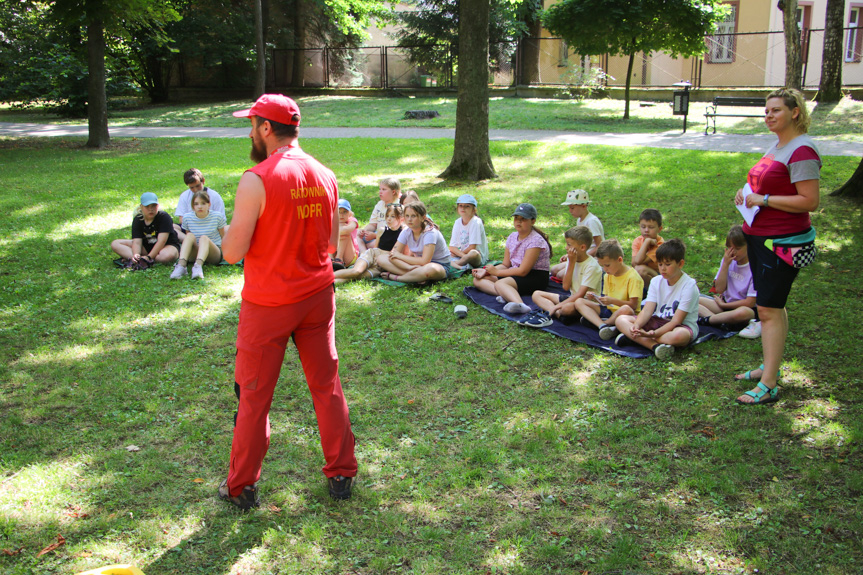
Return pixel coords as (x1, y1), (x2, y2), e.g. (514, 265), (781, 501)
(75, 565), (145, 575)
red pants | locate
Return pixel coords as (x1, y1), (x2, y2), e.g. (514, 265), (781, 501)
(227, 285), (357, 496)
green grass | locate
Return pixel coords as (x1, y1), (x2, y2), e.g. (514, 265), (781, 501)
(2, 94), (861, 139)
(1, 136), (862, 575)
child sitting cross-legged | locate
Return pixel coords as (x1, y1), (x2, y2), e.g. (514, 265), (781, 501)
(697, 224), (757, 331)
(574, 239), (643, 340)
(615, 239), (700, 360)
(521, 225), (602, 328)
(333, 199), (359, 270)
(334, 204), (406, 285)
(448, 194), (489, 270)
(377, 202), (451, 284)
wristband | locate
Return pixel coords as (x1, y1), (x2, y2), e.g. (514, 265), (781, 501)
(763, 194), (770, 207)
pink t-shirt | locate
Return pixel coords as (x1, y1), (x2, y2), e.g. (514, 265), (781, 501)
(505, 230), (550, 271)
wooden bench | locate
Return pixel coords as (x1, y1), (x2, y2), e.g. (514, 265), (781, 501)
(704, 97), (764, 135)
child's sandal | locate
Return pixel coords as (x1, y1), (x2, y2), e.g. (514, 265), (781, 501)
(736, 382), (779, 405)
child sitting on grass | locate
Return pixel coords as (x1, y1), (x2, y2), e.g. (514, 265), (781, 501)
(377, 202), (450, 284)
(631, 208), (665, 287)
(449, 194), (488, 270)
(334, 204), (406, 285)
(171, 189), (227, 280)
(111, 192), (180, 269)
(615, 239), (700, 360)
(551, 189), (604, 278)
(697, 224), (757, 330)
(522, 226), (602, 328)
(574, 239), (643, 339)
(357, 177), (402, 254)
(333, 199), (359, 270)
(173, 168), (226, 241)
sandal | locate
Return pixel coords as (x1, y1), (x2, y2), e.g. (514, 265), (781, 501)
(734, 364), (781, 382)
(429, 293), (453, 303)
(736, 382), (779, 405)
(381, 272), (400, 281)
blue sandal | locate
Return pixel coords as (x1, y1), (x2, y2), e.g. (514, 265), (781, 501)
(736, 382), (779, 405)
(734, 364), (781, 382)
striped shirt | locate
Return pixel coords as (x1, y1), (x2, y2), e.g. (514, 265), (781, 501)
(181, 210), (226, 246)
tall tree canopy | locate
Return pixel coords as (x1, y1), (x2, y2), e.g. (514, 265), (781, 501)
(394, 0), (540, 80)
(542, 0), (724, 119)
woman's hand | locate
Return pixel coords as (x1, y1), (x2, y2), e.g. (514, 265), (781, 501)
(745, 193), (764, 209)
(734, 187), (744, 206)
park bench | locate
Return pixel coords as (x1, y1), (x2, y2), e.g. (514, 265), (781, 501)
(703, 96), (765, 135)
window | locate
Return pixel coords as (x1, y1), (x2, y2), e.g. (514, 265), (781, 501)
(847, 7), (862, 63)
(707, 4), (737, 63)
(797, 3), (813, 57)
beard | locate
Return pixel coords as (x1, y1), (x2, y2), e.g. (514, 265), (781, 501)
(249, 136), (267, 163)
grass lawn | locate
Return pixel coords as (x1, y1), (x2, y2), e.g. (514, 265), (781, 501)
(2, 95), (862, 140)
(1, 136), (861, 575)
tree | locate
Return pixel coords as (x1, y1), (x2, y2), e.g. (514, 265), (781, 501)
(254, 0), (265, 97)
(51, 0), (179, 148)
(816, 0), (844, 103)
(439, 0), (497, 181)
(779, 0), (802, 90)
(394, 0), (537, 83)
(543, 0), (724, 119)
(832, 158), (863, 198)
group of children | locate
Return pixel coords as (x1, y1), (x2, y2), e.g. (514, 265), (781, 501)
(466, 190), (760, 360)
(110, 174), (760, 360)
(111, 169), (227, 279)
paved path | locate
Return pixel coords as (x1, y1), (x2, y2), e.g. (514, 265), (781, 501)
(1, 122), (860, 157)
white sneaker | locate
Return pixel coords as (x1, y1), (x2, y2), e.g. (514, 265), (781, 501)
(170, 264), (187, 280)
(654, 344), (675, 361)
(738, 320), (762, 339)
(191, 263), (204, 280)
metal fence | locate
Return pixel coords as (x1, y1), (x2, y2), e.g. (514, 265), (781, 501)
(176, 29), (863, 90)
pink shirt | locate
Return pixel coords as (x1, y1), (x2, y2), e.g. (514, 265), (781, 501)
(505, 230), (550, 271)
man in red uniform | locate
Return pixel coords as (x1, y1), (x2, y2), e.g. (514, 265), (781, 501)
(218, 94), (357, 510)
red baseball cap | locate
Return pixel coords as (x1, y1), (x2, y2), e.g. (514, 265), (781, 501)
(232, 94), (301, 126)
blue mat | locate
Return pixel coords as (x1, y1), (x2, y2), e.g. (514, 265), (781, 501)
(462, 282), (739, 358)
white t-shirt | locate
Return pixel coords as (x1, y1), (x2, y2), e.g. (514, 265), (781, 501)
(449, 216), (489, 264)
(368, 200), (387, 228)
(397, 227), (451, 265)
(568, 255), (602, 295)
(175, 187), (225, 221)
(578, 212), (605, 243)
(645, 272), (700, 339)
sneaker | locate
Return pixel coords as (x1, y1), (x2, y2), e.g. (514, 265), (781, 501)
(696, 315), (711, 327)
(599, 325), (618, 340)
(654, 344), (675, 361)
(738, 320), (762, 339)
(218, 479), (259, 511)
(191, 263), (204, 280)
(520, 311), (553, 328)
(328, 475), (353, 500)
(170, 263), (187, 280)
(614, 333), (632, 347)
(503, 301), (531, 314)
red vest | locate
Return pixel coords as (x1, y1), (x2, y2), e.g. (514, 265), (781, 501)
(242, 145), (336, 305)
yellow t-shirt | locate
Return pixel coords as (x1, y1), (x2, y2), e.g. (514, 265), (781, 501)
(602, 266), (644, 312)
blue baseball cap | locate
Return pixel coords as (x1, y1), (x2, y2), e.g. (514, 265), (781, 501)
(456, 194), (477, 206)
(338, 198), (352, 211)
(512, 203), (537, 219)
(140, 192), (159, 206)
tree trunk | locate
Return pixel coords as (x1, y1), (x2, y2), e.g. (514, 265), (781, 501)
(254, 0), (266, 97)
(291, 0), (306, 88)
(623, 51), (635, 120)
(519, 18), (542, 85)
(831, 156), (863, 197)
(439, 0), (496, 181)
(817, 0), (844, 103)
(780, 0), (802, 90)
(86, 15), (109, 148)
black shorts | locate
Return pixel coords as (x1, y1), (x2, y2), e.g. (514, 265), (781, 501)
(512, 269), (550, 295)
(141, 239), (181, 257)
(746, 232), (801, 309)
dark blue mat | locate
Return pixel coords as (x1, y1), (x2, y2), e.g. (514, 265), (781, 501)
(462, 282), (738, 359)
